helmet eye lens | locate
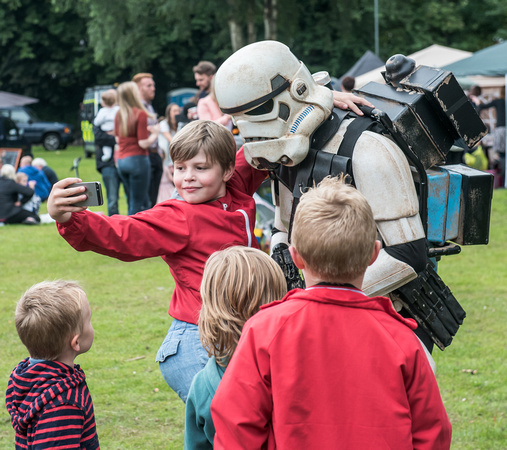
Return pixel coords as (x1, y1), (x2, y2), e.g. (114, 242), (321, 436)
(245, 99), (274, 116)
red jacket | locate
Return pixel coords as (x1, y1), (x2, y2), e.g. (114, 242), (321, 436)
(57, 148), (266, 324)
(212, 286), (452, 450)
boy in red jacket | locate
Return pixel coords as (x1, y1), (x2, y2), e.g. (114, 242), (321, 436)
(47, 120), (267, 403)
(211, 176), (452, 449)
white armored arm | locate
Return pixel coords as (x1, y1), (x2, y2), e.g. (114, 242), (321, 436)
(353, 131), (425, 296)
(270, 179), (292, 251)
(320, 126), (425, 297)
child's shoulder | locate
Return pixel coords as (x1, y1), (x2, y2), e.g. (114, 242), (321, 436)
(249, 291), (308, 327)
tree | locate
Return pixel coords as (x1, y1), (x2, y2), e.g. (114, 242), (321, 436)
(1, 0), (506, 130)
(0, 0), (119, 126)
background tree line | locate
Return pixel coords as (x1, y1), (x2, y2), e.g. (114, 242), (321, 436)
(0, 0), (506, 130)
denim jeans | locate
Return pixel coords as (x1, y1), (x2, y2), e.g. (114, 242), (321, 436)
(156, 319), (209, 403)
(101, 165), (121, 216)
(116, 155), (151, 215)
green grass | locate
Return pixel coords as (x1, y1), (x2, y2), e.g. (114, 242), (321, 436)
(0, 145), (184, 449)
(1, 145), (506, 448)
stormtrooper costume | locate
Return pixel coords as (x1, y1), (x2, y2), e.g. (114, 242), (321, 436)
(215, 41), (474, 357)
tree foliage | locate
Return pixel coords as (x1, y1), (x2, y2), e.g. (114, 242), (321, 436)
(0, 0), (505, 127)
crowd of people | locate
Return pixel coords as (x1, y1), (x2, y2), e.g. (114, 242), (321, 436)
(5, 48), (453, 450)
(89, 61), (236, 217)
(0, 60), (236, 224)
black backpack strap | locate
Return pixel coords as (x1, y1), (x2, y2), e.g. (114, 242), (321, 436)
(336, 115), (385, 180)
(311, 108), (350, 150)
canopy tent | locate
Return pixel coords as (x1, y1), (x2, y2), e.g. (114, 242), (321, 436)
(442, 41), (507, 78)
(354, 44), (472, 88)
(0, 91), (38, 107)
(332, 50), (384, 90)
(443, 41), (507, 187)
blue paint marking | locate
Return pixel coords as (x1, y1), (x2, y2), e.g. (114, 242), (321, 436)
(427, 166), (462, 245)
(290, 105), (314, 134)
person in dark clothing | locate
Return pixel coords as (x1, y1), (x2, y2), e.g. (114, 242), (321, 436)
(0, 164), (40, 224)
(6, 280), (99, 449)
(93, 125), (122, 215)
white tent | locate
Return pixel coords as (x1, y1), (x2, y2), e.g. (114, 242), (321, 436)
(354, 44), (472, 88)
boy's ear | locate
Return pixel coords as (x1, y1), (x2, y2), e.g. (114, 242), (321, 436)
(289, 245), (306, 270)
(369, 240), (381, 266)
(223, 164), (235, 182)
(70, 334), (80, 353)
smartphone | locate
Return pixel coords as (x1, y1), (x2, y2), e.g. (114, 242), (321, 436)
(66, 182), (104, 207)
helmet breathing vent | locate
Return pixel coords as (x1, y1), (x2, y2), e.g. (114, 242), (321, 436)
(290, 105), (314, 134)
(279, 103), (290, 121)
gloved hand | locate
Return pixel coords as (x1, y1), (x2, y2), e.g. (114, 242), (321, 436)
(271, 243), (305, 291)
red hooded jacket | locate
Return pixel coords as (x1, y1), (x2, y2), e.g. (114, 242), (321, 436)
(212, 285), (452, 449)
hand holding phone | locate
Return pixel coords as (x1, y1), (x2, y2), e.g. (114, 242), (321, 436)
(65, 182), (104, 207)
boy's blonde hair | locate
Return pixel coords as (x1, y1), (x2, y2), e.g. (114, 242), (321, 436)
(116, 81), (151, 137)
(101, 89), (117, 107)
(199, 246), (286, 367)
(170, 120), (236, 172)
(15, 280), (87, 360)
(292, 176), (377, 283)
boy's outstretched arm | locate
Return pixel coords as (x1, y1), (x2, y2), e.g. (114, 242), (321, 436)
(211, 323), (273, 450)
(47, 178), (88, 223)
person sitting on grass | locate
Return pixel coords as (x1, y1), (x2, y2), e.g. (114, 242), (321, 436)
(185, 246), (286, 449)
(15, 171), (41, 217)
(6, 280), (99, 449)
(17, 155), (52, 202)
(211, 176), (452, 449)
(0, 164), (39, 225)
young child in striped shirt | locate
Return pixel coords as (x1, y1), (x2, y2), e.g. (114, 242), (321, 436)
(6, 280), (99, 449)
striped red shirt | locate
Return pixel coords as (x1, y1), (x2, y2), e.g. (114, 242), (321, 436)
(6, 358), (99, 449)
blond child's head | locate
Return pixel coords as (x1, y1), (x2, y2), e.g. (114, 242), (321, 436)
(170, 120), (236, 173)
(15, 172), (28, 185)
(291, 176), (377, 284)
(15, 280), (93, 361)
(199, 246), (286, 367)
(100, 89), (117, 107)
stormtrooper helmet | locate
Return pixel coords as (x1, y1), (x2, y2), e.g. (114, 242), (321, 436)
(215, 40), (334, 169)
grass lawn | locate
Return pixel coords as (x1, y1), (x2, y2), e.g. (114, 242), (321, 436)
(0, 145), (506, 448)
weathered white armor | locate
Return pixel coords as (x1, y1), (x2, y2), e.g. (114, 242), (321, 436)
(214, 40), (333, 168)
(215, 40), (424, 298)
(215, 40), (478, 356)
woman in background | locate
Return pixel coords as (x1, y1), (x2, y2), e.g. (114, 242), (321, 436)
(114, 81), (159, 215)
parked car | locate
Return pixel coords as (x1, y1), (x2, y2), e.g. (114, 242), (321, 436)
(0, 106), (73, 151)
(0, 116), (32, 157)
